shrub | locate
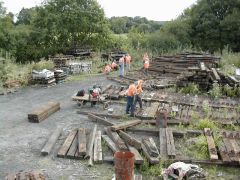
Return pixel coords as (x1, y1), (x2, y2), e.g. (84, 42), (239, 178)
(195, 118), (217, 130)
(32, 60), (54, 71)
(189, 135), (209, 159)
(209, 82), (222, 99)
(179, 83), (200, 95)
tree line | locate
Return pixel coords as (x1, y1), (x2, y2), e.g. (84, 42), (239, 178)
(0, 0), (239, 63)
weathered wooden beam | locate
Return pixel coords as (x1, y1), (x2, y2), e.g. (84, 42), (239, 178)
(57, 129), (77, 158)
(88, 113), (114, 126)
(41, 128), (62, 156)
(127, 127), (185, 137)
(105, 127), (128, 151)
(128, 145), (144, 165)
(66, 133), (78, 159)
(141, 143), (159, 164)
(102, 135), (119, 153)
(142, 137), (159, 157)
(211, 68), (220, 80)
(85, 125), (97, 159)
(166, 128), (176, 158)
(94, 131), (103, 164)
(118, 130), (142, 150)
(77, 111), (123, 119)
(111, 120), (141, 131)
(78, 128), (87, 156)
(204, 128), (218, 160)
(159, 128), (168, 159)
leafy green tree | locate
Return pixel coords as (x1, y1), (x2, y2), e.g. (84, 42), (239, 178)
(16, 8), (37, 25)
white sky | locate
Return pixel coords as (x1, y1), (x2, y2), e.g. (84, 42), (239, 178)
(2, 0), (197, 21)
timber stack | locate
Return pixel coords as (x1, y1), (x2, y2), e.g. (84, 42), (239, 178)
(32, 69), (56, 87)
(54, 69), (67, 84)
(5, 170), (45, 180)
(28, 101), (60, 123)
(148, 52), (220, 75)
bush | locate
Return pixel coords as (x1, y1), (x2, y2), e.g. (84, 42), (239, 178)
(209, 82), (222, 99)
(31, 60), (54, 71)
(189, 135), (209, 159)
(195, 118), (217, 131)
(179, 83), (200, 95)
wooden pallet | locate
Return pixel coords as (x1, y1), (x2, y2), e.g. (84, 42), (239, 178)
(5, 170), (45, 180)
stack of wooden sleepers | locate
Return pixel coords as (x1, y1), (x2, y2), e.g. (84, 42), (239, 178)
(148, 52), (220, 75)
(5, 170), (45, 180)
(51, 56), (71, 68)
(28, 101), (60, 123)
(54, 70), (67, 84)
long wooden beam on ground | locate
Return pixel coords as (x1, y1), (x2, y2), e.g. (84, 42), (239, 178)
(166, 128), (176, 158)
(88, 113), (114, 126)
(118, 130), (142, 150)
(105, 127), (128, 150)
(142, 137), (159, 158)
(77, 111), (123, 119)
(111, 120), (142, 131)
(128, 145), (144, 165)
(85, 125), (97, 159)
(57, 129), (77, 158)
(78, 128), (87, 156)
(204, 128), (218, 160)
(141, 143), (159, 164)
(94, 130), (103, 164)
(41, 128), (62, 156)
(102, 135), (119, 153)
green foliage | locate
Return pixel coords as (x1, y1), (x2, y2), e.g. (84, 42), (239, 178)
(194, 118), (217, 131)
(209, 83), (222, 99)
(188, 135), (209, 159)
(139, 159), (163, 177)
(179, 83), (200, 95)
(32, 60), (54, 71)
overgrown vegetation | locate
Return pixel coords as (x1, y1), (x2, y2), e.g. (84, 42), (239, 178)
(178, 83), (200, 95)
(138, 158), (164, 177)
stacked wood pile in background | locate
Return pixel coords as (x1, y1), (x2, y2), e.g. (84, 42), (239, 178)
(50, 56), (72, 68)
(54, 70), (67, 84)
(5, 170), (45, 180)
(28, 101), (60, 123)
(148, 52), (220, 75)
(32, 69), (56, 87)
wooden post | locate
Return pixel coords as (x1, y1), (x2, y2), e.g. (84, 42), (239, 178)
(111, 120), (141, 131)
(94, 131), (103, 163)
(119, 130), (142, 150)
(85, 125), (97, 159)
(142, 137), (159, 157)
(88, 113), (114, 126)
(78, 128), (87, 156)
(102, 135), (119, 153)
(41, 128), (62, 156)
(105, 127), (128, 150)
(204, 128), (218, 160)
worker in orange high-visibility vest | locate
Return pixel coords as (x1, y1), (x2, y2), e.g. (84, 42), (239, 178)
(126, 83), (136, 117)
(125, 54), (132, 71)
(103, 63), (111, 75)
(119, 55), (125, 77)
(134, 80), (143, 110)
(144, 59), (149, 75)
(111, 60), (118, 71)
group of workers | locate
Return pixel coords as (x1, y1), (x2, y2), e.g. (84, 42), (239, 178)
(103, 52), (150, 76)
(103, 54), (132, 75)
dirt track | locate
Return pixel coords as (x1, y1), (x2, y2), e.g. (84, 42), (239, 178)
(0, 76), (114, 179)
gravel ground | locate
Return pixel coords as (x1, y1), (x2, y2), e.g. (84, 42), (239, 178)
(0, 76), (115, 179)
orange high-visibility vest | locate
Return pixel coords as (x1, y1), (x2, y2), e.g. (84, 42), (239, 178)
(104, 65), (111, 73)
(125, 55), (131, 64)
(127, 84), (136, 96)
(136, 80), (143, 94)
(144, 60), (149, 69)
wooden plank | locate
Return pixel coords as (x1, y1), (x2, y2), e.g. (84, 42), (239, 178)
(102, 135), (119, 153)
(159, 128), (168, 159)
(66, 133), (78, 159)
(141, 143), (159, 164)
(204, 128), (218, 160)
(57, 129), (77, 158)
(222, 137), (237, 162)
(105, 127), (128, 151)
(229, 139), (240, 156)
(85, 125), (97, 159)
(128, 145), (144, 165)
(127, 127), (185, 137)
(77, 111), (123, 119)
(166, 128), (176, 158)
(88, 113), (114, 126)
(118, 130), (142, 150)
(142, 138), (159, 157)
(78, 128), (87, 156)
(41, 128), (62, 156)
(111, 120), (141, 131)
(218, 143), (231, 163)
(94, 131), (103, 164)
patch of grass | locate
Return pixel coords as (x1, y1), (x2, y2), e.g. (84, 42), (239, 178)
(194, 118), (217, 131)
(138, 158), (163, 177)
(179, 83), (200, 95)
(32, 60), (54, 70)
(188, 135), (209, 159)
(209, 82), (222, 99)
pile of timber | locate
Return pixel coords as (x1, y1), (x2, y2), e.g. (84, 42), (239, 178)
(5, 170), (45, 180)
(54, 70), (67, 84)
(149, 52), (220, 75)
(32, 69), (56, 87)
(50, 56), (72, 68)
(28, 102), (60, 123)
(65, 48), (92, 58)
(176, 67), (239, 91)
(102, 85), (126, 100)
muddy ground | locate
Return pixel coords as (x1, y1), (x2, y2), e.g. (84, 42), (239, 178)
(0, 76), (116, 179)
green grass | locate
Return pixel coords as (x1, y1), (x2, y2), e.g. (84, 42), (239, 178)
(138, 158), (164, 177)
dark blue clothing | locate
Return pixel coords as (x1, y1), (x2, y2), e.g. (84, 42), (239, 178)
(126, 96), (134, 115)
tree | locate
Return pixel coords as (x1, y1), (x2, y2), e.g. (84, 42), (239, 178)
(187, 0), (240, 53)
(16, 8), (37, 25)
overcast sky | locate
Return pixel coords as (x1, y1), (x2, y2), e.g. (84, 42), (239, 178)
(2, 0), (197, 21)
